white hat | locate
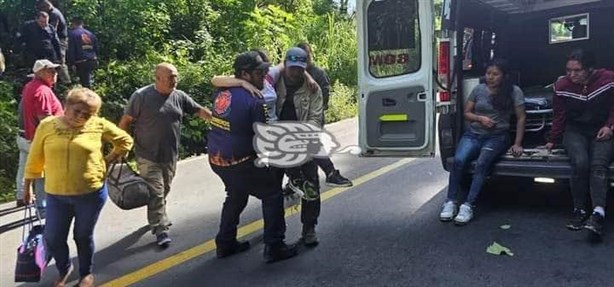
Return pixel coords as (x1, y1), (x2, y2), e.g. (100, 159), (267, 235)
(32, 59), (60, 73)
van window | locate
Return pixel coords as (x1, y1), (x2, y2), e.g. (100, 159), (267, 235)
(549, 13), (589, 44)
(367, 0), (421, 78)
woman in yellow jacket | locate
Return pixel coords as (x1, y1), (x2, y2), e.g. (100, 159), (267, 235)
(24, 87), (133, 287)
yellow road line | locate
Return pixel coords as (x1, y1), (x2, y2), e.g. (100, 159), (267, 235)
(101, 158), (414, 287)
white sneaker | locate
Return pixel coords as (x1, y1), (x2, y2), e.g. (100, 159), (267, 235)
(454, 203), (474, 225)
(439, 201), (457, 222)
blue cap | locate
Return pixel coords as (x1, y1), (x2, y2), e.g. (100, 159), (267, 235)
(284, 47), (308, 69)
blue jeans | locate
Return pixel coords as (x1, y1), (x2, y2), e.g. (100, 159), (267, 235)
(44, 185), (107, 277)
(16, 135), (46, 216)
(447, 131), (509, 205)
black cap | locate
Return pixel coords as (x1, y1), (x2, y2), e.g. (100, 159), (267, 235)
(233, 51), (271, 73)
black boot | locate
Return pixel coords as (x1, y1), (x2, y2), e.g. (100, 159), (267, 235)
(263, 242), (298, 263)
(216, 240), (251, 258)
(301, 224), (319, 247)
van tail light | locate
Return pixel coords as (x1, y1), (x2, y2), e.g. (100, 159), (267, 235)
(438, 39), (451, 102)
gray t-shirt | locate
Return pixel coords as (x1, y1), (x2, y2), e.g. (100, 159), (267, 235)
(468, 84), (524, 134)
(125, 84), (202, 163)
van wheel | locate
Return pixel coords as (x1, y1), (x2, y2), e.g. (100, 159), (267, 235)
(438, 113), (456, 171)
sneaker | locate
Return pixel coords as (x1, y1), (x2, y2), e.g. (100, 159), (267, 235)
(216, 240), (251, 258)
(287, 178), (306, 198)
(439, 201), (457, 222)
(301, 225), (319, 247)
(325, 170), (353, 187)
(566, 209), (589, 231)
(156, 232), (171, 247)
(263, 242), (299, 263)
(301, 180), (319, 201)
(77, 274), (95, 287)
(584, 212), (605, 236)
(454, 203), (474, 225)
(288, 178), (319, 201)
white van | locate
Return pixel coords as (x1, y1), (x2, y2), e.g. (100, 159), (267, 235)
(357, 0), (614, 180)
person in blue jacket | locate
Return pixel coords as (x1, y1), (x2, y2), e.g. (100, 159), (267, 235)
(67, 17), (98, 88)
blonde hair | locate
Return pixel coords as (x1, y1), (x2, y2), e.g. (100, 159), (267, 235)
(65, 87), (102, 114)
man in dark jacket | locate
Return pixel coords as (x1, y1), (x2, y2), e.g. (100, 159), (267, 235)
(67, 17), (98, 88)
(36, 0), (71, 84)
(20, 12), (61, 68)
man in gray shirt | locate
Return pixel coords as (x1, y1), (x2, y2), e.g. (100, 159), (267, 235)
(119, 63), (212, 247)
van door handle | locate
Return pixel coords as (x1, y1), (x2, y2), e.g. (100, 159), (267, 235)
(417, 92), (428, 102)
(382, 98), (396, 106)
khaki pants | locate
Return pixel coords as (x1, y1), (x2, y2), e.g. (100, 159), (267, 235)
(136, 157), (177, 235)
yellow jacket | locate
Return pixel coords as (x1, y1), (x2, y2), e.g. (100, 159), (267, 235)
(25, 116), (133, 195)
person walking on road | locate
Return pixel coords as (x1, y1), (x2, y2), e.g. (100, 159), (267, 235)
(544, 49), (614, 238)
(24, 87), (133, 287)
(208, 51), (298, 263)
(119, 63), (212, 247)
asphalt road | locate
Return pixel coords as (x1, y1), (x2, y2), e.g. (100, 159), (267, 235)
(2, 117), (614, 287)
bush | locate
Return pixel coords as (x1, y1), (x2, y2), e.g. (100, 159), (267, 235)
(0, 80), (19, 202)
(325, 80), (357, 123)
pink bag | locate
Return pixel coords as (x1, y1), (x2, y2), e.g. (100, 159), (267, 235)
(14, 206), (47, 283)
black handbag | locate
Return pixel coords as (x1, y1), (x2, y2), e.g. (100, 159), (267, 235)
(107, 160), (152, 210)
(14, 206), (47, 283)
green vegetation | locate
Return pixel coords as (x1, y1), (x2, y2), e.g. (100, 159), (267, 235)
(0, 0), (358, 202)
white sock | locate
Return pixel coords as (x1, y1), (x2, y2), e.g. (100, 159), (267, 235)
(593, 206), (605, 217)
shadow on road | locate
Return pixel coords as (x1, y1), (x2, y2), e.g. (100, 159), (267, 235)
(94, 225), (154, 270)
(0, 204), (23, 217)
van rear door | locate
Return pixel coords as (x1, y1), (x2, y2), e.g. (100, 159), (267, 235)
(357, 0), (436, 157)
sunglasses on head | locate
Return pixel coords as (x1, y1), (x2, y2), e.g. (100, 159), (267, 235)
(286, 55), (307, 62)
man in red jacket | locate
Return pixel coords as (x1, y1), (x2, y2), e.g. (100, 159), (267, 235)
(545, 49), (614, 238)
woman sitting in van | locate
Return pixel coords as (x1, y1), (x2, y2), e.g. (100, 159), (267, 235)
(440, 59), (526, 225)
(545, 49), (614, 237)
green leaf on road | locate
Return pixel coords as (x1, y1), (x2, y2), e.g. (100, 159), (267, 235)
(486, 241), (514, 256)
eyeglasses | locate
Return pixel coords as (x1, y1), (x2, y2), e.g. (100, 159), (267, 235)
(286, 55), (307, 62)
(71, 106), (95, 119)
